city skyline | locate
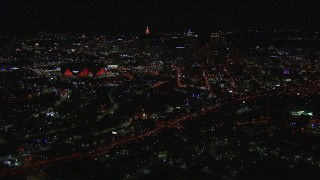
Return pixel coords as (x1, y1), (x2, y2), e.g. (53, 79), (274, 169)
(1, 0), (320, 35)
(1, 1), (320, 179)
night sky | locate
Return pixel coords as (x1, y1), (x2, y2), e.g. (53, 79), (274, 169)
(1, 0), (320, 35)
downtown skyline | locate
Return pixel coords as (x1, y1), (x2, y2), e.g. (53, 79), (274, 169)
(1, 0), (320, 35)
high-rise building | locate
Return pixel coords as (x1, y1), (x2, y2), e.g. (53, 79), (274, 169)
(185, 29), (198, 49)
(209, 32), (226, 65)
(145, 26), (150, 35)
(187, 29), (193, 37)
(144, 26), (151, 49)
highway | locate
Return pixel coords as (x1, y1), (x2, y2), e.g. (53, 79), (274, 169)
(1, 84), (320, 176)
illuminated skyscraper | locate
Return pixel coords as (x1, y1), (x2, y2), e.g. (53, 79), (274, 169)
(209, 32), (226, 65)
(187, 29), (193, 37)
(145, 26), (150, 35)
(144, 26), (151, 49)
(185, 29), (198, 49)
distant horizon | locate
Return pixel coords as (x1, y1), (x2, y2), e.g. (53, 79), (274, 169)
(1, 28), (320, 37)
(1, 0), (320, 36)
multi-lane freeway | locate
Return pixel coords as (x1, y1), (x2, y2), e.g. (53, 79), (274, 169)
(1, 84), (319, 176)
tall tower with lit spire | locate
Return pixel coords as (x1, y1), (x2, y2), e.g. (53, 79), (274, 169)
(145, 26), (150, 35)
(144, 26), (151, 50)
